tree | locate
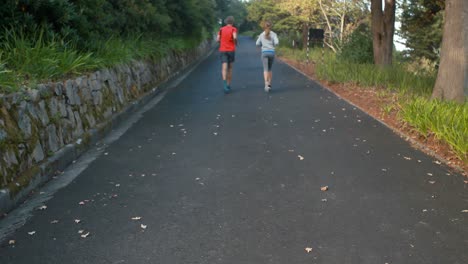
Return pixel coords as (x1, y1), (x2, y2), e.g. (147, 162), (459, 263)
(371, 0), (396, 65)
(318, 0), (369, 53)
(431, 0), (467, 103)
(399, 0), (444, 63)
(277, 0), (320, 48)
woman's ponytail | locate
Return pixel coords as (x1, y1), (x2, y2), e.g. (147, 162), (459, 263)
(264, 21), (272, 40)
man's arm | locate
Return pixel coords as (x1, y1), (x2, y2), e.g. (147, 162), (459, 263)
(233, 31), (238, 46)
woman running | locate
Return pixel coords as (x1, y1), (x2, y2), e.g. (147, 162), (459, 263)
(256, 21), (279, 92)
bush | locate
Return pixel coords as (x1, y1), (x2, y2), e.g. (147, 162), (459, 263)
(338, 27), (373, 64)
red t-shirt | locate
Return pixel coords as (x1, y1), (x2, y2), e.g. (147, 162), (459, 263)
(219, 25), (237, 51)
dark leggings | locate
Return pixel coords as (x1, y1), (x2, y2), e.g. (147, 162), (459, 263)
(262, 53), (275, 72)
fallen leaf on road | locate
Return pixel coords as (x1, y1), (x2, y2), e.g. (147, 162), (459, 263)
(78, 230), (84, 234)
(74, 219), (81, 224)
(305, 247), (313, 253)
(9, 240), (15, 245)
(321, 186), (329, 191)
(141, 224), (147, 229)
(28, 231), (36, 236)
(428, 181), (436, 184)
(50, 220), (59, 224)
(298, 155), (304, 160)
(427, 173), (433, 176)
(403, 156), (412, 160)
(79, 201), (85, 205)
(195, 178), (200, 181)
(38, 205), (47, 210)
(433, 160), (442, 165)
(461, 210), (468, 213)
(321, 199), (327, 202)
(81, 232), (90, 238)
(132, 217), (142, 220)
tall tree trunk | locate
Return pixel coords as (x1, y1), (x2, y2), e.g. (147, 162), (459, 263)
(371, 0), (396, 65)
(432, 0), (467, 103)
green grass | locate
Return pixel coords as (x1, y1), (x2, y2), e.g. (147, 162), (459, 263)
(400, 98), (468, 160)
(278, 46), (467, 162)
(0, 29), (201, 92)
(277, 46), (435, 96)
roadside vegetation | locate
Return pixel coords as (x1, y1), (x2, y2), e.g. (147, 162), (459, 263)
(245, 0), (467, 164)
(0, 0), (247, 93)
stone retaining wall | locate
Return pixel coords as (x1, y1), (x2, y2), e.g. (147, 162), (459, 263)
(0, 41), (212, 211)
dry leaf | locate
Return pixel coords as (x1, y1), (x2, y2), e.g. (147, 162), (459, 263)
(320, 186), (329, 191)
(74, 219), (81, 224)
(403, 156), (412, 160)
(428, 181), (436, 184)
(78, 230), (84, 234)
(81, 232), (90, 238)
(427, 173), (433, 176)
(79, 201), (85, 205)
(131, 217), (142, 220)
(50, 220), (59, 224)
(38, 205), (47, 210)
(28, 231), (36, 235)
(298, 155), (304, 160)
(140, 224), (147, 229)
(305, 247), (313, 253)
(462, 210), (468, 213)
(433, 160), (442, 165)
(9, 240), (15, 245)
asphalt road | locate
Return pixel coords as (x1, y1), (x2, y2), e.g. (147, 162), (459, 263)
(0, 37), (467, 264)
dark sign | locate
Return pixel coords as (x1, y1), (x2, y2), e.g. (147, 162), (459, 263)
(309, 29), (324, 40)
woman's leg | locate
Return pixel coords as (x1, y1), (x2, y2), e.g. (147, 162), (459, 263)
(268, 55), (275, 86)
(262, 54), (270, 87)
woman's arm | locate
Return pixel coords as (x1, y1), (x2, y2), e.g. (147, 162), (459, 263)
(256, 33), (262, 46)
(273, 32), (279, 46)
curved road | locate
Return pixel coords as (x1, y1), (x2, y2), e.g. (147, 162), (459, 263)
(0, 37), (467, 264)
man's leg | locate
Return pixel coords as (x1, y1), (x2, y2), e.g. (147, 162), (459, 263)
(227, 63), (233, 86)
(221, 62), (230, 93)
(222, 62), (228, 81)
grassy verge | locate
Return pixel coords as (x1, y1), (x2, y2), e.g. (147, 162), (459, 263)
(278, 46), (467, 163)
(0, 29), (203, 93)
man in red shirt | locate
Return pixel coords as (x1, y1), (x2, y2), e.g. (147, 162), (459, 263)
(217, 16), (238, 93)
